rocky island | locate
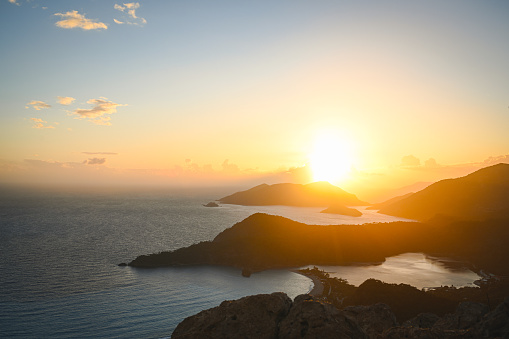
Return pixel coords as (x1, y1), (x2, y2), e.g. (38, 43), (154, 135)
(218, 181), (368, 206)
(320, 204), (362, 217)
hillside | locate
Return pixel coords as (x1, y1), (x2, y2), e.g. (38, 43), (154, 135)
(218, 181), (367, 206)
(128, 212), (509, 276)
(378, 163), (509, 221)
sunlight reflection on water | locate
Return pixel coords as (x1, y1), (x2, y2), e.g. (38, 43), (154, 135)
(312, 253), (480, 289)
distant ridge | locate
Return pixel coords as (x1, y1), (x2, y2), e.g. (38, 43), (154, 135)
(218, 181), (367, 207)
(379, 163), (509, 221)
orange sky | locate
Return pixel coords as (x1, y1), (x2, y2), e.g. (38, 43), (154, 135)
(1, 1), (508, 202)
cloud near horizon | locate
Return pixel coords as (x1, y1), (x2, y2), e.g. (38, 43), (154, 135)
(26, 100), (51, 110)
(85, 157), (106, 165)
(54, 11), (108, 30)
(114, 2), (146, 26)
(57, 96), (76, 105)
(82, 152), (118, 155)
(400, 155), (421, 167)
(71, 98), (126, 125)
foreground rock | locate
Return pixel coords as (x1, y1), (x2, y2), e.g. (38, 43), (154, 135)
(172, 293), (509, 338)
(172, 292), (292, 339)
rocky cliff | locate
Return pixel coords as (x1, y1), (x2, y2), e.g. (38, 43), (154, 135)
(171, 292), (509, 338)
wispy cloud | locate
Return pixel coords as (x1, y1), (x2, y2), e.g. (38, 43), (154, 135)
(57, 96), (76, 105)
(114, 2), (146, 26)
(26, 100), (51, 110)
(71, 97), (126, 125)
(30, 118), (55, 129)
(54, 11), (107, 30)
(82, 152), (118, 155)
(8, 0), (20, 6)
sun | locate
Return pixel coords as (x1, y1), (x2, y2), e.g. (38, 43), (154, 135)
(309, 132), (353, 184)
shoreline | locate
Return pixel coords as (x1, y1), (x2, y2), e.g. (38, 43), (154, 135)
(291, 269), (324, 297)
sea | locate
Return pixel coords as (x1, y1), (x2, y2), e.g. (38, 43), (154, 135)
(0, 186), (480, 338)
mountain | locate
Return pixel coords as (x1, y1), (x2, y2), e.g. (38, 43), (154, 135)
(378, 163), (509, 221)
(218, 181), (367, 206)
(366, 192), (414, 210)
(128, 212), (509, 275)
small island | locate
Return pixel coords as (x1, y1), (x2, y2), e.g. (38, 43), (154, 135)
(320, 204), (362, 217)
(203, 202), (219, 207)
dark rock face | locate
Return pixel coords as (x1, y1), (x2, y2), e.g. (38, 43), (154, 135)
(403, 312), (440, 328)
(171, 292), (292, 339)
(171, 293), (509, 339)
(476, 296), (509, 338)
(343, 303), (398, 338)
(278, 295), (366, 338)
(433, 301), (489, 331)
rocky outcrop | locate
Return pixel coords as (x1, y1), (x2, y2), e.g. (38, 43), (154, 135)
(278, 294), (366, 338)
(171, 293), (509, 339)
(203, 202), (219, 207)
(433, 301), (489, 331)
(476, 296), (509, 338)
(343, 303), (398, 338)
(403, 312), (440, 328)
(171, 292), (292, 339)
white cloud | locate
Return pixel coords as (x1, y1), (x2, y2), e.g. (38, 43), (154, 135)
(114, 2), (146, 26)
(57, 96), (76, 105)
(26, 100), (51, 110)
(30, 118), (55, 129)
(8, 0), (20, 6)
(54, 10), (108, 30)
(71, 97), (126, 125)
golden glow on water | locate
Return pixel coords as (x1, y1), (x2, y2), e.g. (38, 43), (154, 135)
(310, 131), (353, 184)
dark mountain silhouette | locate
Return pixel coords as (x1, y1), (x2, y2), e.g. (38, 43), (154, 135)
(218, 181), (367, 206)
(128, 212), (509, 276)
(378, 163), (509, 221)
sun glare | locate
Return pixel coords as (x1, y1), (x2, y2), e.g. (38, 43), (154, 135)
(310, 132), (353, 184)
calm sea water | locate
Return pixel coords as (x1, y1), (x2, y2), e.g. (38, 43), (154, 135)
(0, 186), (480, 338)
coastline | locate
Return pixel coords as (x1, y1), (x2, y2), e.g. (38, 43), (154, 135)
(291, 269), (324, 297)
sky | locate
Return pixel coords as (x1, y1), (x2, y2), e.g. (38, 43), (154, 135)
(1, 0), (509, 200)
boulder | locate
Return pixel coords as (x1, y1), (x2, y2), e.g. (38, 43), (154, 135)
(171, 292), (292, 339)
